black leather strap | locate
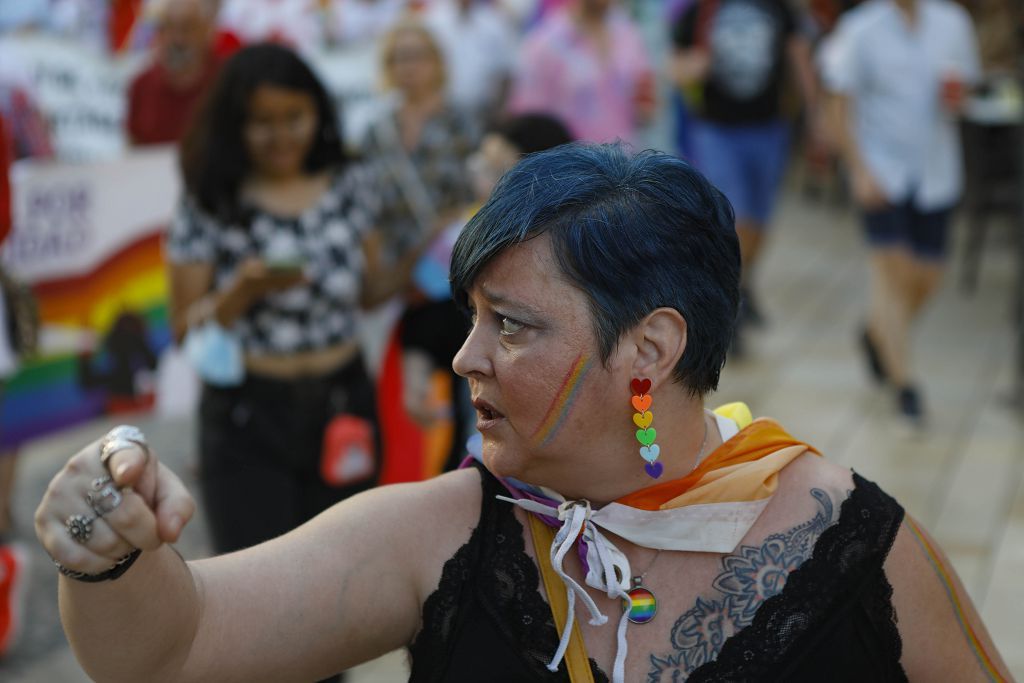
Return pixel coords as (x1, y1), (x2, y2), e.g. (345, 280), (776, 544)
(56, 548), (142, 583)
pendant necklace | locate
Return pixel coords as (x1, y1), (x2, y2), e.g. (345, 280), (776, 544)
(624, 549), (663, 624)
(623, 414), (710, 625)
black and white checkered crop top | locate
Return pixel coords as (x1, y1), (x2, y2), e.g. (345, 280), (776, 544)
(165, 164), (380, 355)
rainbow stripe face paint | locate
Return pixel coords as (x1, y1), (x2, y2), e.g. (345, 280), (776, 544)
(531, 354), (593, 447)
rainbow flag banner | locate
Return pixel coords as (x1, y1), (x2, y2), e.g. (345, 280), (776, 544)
(1, 148), (180, 447)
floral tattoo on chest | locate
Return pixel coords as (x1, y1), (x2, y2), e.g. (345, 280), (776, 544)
(647, 488), (836, 681)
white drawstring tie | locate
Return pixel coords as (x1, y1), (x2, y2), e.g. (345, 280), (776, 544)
(497, 496), (633, 683)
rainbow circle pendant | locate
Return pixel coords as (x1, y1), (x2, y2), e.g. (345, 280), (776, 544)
(624, 578), (658, 624)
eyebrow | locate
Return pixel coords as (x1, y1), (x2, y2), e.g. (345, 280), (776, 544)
(478, 286), (543, 320)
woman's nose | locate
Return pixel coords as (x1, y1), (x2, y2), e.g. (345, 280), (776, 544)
(452, 323), (491, 379)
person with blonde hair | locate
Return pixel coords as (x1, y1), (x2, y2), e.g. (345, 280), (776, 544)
(361, 18), (476, 265)
(360, 18), (479, 475)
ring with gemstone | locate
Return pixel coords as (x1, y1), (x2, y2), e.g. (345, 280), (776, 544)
(66, 513), (96, 544)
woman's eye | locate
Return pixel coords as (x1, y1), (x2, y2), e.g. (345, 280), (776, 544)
(500, 317), (524, 336)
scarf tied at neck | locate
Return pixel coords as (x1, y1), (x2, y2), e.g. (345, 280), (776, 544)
(469, 403), (820, 683)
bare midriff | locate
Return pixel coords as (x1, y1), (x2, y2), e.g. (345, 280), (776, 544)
(244, 340), (359, 380)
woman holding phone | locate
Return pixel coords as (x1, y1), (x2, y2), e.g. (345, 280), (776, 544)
(167, 44), (433, 562)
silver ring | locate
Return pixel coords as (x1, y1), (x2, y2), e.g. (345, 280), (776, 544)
(87, 482), (123, 517)
(99, 425), (149, 471)
(66, 513), (96, 544)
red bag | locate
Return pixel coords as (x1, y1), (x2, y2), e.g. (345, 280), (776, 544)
(320, 415), (376, 487)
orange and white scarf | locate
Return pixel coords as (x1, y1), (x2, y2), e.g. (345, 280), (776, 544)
(483, 403), (820, 683)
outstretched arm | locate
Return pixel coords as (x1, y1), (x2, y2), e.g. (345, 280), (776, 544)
(886, 516), (1013, 682)
(38, 438), (480, 682)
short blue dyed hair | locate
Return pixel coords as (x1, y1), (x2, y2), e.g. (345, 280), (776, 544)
(450, 143), (740, 396)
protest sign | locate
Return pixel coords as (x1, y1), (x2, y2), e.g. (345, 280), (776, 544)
(0, 35), (141, 161)
(0, 33), (380, 160)
(1, 147), (178, 446)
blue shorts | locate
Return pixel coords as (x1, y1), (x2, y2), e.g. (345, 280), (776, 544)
(862, 199), (953, 261)
(691, 120), (790, 226)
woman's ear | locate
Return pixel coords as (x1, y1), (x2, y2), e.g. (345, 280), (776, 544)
(631, 308), (687, 388)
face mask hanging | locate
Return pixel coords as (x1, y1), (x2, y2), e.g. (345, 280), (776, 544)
(183, 320), (245, 387)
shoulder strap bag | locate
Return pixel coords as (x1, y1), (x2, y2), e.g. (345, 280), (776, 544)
(527, 513), (597, 683)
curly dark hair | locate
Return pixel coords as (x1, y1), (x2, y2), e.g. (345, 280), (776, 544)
(180, 43), (347, 223)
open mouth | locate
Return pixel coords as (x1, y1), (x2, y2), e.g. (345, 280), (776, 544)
(473, 398), (505, 424)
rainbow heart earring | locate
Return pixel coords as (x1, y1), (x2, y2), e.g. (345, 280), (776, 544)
(631, 378), (661, 479)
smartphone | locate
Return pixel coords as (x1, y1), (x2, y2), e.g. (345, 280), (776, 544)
(265, 259), (305, 275)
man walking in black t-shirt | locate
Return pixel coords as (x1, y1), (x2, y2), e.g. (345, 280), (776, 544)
(670, 0), (820, 353)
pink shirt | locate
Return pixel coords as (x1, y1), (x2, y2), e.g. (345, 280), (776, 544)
(510, 8), (653, 145)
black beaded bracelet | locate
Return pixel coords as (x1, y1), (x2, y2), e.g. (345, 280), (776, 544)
(55, 549), (142, 583)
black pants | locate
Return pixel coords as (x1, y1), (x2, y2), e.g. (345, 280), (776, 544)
(198, 354), (381, 555)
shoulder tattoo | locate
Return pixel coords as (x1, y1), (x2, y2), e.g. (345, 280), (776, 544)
(647, 488), (837, 681)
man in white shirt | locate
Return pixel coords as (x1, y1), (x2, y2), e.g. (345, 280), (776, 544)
(328, 0), (409, 45)
(218, 0), (327, 50)
(823, 0), (980, 425)
(425, 0), (518, 124)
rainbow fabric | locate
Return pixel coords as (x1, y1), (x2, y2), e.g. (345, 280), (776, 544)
(1, 232), (170, 447)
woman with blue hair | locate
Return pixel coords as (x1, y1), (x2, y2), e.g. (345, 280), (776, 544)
(36, 144), (1008, 682)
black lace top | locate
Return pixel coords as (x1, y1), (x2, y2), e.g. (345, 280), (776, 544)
(408, 464), (907, 682)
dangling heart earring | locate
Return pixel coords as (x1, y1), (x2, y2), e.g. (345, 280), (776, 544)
(631, 378), (661, 479)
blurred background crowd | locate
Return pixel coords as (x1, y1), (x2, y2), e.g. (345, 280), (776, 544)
(0, 0), (1023, 679)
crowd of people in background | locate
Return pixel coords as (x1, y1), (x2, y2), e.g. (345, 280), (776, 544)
(1, 0), (1023, 667)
